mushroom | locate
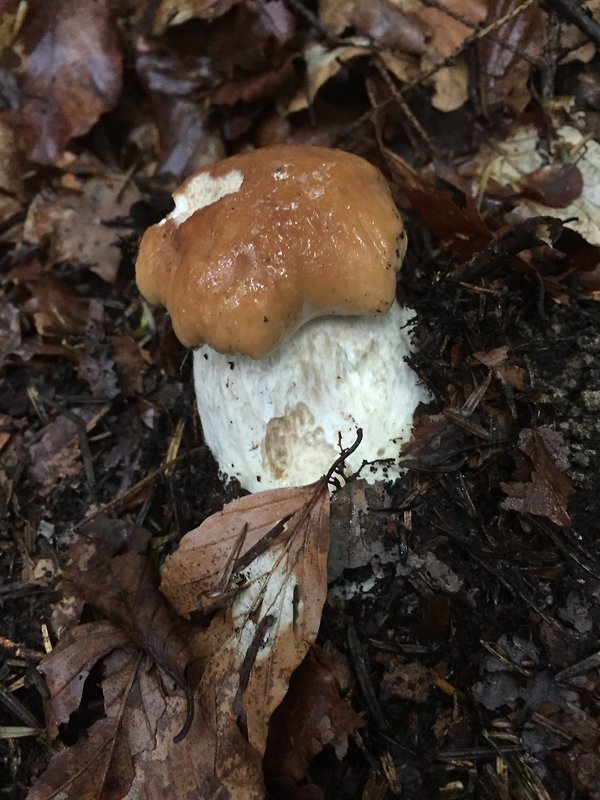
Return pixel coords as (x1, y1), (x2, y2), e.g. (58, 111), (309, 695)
(136, 145), (425, 491)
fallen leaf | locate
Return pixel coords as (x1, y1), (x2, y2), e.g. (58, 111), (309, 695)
(0, 110), (23, 200)
(148, 0), (239, 34)
(322, 0), (425, 53)
(478, 0), (544, 113)
(328, 480), (396, 581)
(19, 0), (123, 165)
(520, 163), (584, 207)
(39, 620), (128, 739)
(151, 95), (225, 179)
(289, 42), (370, 112)
(474, 346), (526, 390)
(501, 427), (575, 526)
(418, 0), (486, 55)
(380, 658), (435, 703)
(28, 405), (109, 490)
(464, 124), (600, 246)
(70, 550), (191, 692)
(162, 480), (330, 771)
(111, 335), (148, 397)
(384, 148), (493, 259)
(264, 646), (364, 798)
(23, 178), (141, 283)
(21, 275), (89, 338)
(27, 717), (134, 800)
(431, 63), (469, 112)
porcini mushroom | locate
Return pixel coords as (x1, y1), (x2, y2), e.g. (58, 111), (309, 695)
(136, 145), (425, 491)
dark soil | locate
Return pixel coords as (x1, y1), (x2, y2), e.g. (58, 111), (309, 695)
(2, 2), (600, 798)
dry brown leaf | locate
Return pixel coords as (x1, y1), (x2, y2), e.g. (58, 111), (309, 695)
(0, 111), (23, 201)
(19, 0), (123, 165)
(102, 647), (243, 800)
(474, 346), (526, 390)
(288, 42), (370, 113)
(23, 178), (142, 283)
(32, 644), (229, 799)
(520, 163), (584, 208)
(478, 0), (544, 113)
(342, 0), (425, 54)
(264, 645), (364, 798)
(431, 63), (469, 112)
(21, 274), (89, 338)
(29, 538), (208, 799)
(28, 405), (109, 490)
(152, 95), (225, 179)
(409, 188), (492, 258)
(466, 124), (600, 246)
(27, 717), (134, 800)
(418, 0), (487, 55)
(70, 550), (191, 691)
(39, 620), (128, 739)
(111, 335), (148, 397)
(213, 56), (300, 106)
(162, 483), (327, 618)
(149, 0), (239, 34)
(162, 481), (330, 769)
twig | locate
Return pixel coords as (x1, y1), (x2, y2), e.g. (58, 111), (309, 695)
(402, 0), (537, 95)
(75, 447), (206, 529)
(555, 650), (600, 683)
(543, 0), (600, 46)
(0, 684), (43, 731)
(96, 651), (143, 800)
(421, 0), (538, 66)
(0, 635), (45, 662)
(374, 57), (440, 158)
(453, 216), (564, 281)
(347, 622), (389, 731)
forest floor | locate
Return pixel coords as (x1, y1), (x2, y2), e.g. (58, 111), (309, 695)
(1, 1), (600, 798)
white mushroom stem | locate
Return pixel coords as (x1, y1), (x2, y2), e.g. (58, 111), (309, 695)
(193, 302), (425, 492)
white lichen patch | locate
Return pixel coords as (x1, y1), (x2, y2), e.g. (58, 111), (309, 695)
(162, 168), (244, 227)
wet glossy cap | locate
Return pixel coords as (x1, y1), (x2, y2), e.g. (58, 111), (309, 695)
(136, 145), (407, 358)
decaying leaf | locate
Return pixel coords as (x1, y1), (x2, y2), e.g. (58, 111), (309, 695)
(148, 0), (239, 35)
(161, 480), (330, 778)
(478, 0), (544, 113)
(320, 0), (426, 53)
(418, 0), (487, 56)
(32, 482), (331, 798)
(24, 178), (141, 283)
(264, 645), (364, 798)
(69, 549), (191, 691)
(464, 124), (600, 246)
(288, 42), (370, 113)
(385, 148), (493, 259)
(474, 346), (526, 390)
(380, 657), (436, 704)
(27, 718), (135, 800)
(39, 620), (128, 740)
(501, 427), (575, 526)
(28, 405), (109, 491)
(19, 0), (123, 165)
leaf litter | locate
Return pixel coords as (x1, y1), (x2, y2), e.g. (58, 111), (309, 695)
(1, 0), (600, 798)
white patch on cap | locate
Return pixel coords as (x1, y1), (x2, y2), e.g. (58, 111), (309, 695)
(163, 168), (244, 226)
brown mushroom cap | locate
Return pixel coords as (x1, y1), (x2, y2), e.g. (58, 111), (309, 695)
(136, 145), (406, 358)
